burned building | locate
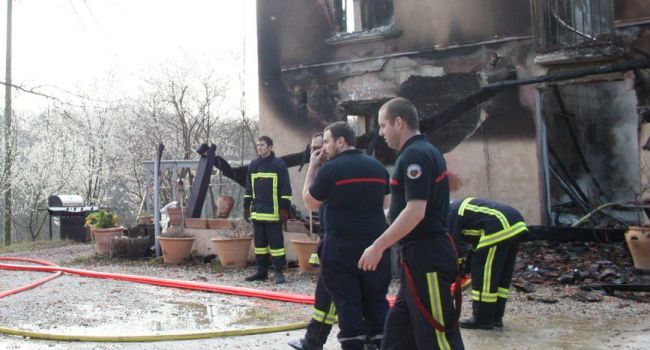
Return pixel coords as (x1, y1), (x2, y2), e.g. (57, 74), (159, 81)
(255, 0), (650, 226)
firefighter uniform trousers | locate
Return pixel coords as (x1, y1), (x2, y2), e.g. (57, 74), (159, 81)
(470, 232), (521, 324)
(252, 221), (286, 271)
(305, 239), (336, 345)
(383, 235), (464, 350)
(321, 236), (391, 350)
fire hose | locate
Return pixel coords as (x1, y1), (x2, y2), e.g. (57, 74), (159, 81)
(0, 256), (469, 342)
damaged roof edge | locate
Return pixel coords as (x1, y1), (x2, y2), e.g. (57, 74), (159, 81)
(280, 35), (532, 73)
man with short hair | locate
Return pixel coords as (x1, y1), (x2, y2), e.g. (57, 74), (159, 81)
(289, 132), (336, 350)
(304, 122), (391, 350)
(449, 197), (527, 330)
(359, 97), (464, 350)
(243, 135), (292, 284)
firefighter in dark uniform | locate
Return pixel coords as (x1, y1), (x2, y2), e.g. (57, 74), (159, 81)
(243, 135), (292, 284)
(289, 132), (336, 350)
(303, 122), (391, 350)
(449, 197), (527, 329)
(360, 97), (464, 350)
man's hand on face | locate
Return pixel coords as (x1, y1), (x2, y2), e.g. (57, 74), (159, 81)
(310, 149), (324, 167)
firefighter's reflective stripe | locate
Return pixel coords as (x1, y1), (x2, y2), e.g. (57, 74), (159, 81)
(476, 221), (527, 249)
(250, 172), (279, 221)
(464, 203), (508, 228)
(472, 290), (498, 302)
(281, 195), (292, 200)
(270, 247), (285, 257)
(482, 246), (497, 297)
(457, 197), (474, 216)
(426, 271), (451, 350)
(312, 303), (337, 325)
(461, 229), (483, 236)
(244, 194), (252, 198)
(255, 247), (270, 255)
(309, 253), (320, 265)
(498, 287), (510, 299)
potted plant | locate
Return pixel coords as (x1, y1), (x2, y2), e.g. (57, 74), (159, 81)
(159, 204), (195, 264)
(290, 212), (320, 273)
(211, 218), (253, 267)
(159, 181), (196, 264)
(85, 210), (124, 256)
(625, 225), (650, 272)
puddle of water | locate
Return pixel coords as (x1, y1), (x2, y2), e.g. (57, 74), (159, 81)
(40, 296), (307, 336)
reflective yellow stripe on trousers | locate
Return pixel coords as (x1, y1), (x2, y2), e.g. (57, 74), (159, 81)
(426, 272), (451, 350)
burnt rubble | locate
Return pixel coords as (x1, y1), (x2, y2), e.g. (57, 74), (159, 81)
(513, 241), (650, 301)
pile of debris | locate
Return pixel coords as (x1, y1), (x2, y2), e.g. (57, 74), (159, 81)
(512, 240), (650, 301)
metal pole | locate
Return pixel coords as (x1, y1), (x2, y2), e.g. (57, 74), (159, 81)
(4, 0), (12, 246)
(154, 143), (164, 257)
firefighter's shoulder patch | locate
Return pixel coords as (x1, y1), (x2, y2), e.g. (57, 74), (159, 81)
(406, 163), (422, 180)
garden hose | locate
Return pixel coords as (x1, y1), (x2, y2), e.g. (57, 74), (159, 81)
(0, 322), (308, 342)
(0, 257), (61, 298)
(0, 256), (470, 343)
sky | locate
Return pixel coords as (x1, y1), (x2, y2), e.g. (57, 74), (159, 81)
(0, 0), (258, 114)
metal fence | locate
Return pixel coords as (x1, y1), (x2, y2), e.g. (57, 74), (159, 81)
(532, 0), (615, 55)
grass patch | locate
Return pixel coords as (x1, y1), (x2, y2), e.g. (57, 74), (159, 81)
(0, 240), (78, 255)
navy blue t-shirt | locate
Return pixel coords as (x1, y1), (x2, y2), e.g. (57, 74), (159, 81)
(389, 135), (450, 243)
(309, 149), (390, 240)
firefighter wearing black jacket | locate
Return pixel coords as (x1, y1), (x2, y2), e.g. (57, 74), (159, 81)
(359, 98), (464, 350)
(449, 197), (527, 329)
(244, 135), (292, 284)
(303, 122), (391, 350)
(289, 133), (336, 350)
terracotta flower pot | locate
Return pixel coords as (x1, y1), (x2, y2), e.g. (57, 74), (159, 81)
(93, 227), (125, 256)
(216, 195), (235, 218)
(291, 239), (319, 273)
(212, 237), (252, 267)
(159, 236), (195, 264)
(167, 207), (183, 226)
(625, 225), (650, 272)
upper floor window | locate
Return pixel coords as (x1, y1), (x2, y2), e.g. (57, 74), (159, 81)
(532, 0), (617, 62)
(326, 0), (398, 45)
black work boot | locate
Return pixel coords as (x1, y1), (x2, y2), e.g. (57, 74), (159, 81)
(459, 301), (495, 330)
(494, 298), (506, 328)
(274, 271), (286, 284)
(288, 338), (323, 350)
(244, 269), (268, 282)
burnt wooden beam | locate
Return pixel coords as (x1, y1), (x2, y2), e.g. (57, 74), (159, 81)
(217, 58), (650, 187)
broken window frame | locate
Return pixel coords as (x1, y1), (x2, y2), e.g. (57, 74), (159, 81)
(325, 0), (399, 45)
(531, 0), (617, 60)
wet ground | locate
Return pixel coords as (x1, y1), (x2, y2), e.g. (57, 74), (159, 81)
(1, 242), (650, 349)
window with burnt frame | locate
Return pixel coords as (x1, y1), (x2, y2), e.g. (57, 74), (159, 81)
(531, 0), (615, 55)
(331, 0), (394, 34)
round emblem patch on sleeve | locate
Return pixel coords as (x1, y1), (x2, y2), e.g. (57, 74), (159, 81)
(406, 164), (422, 179)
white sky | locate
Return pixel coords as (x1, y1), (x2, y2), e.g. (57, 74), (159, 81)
(0, 0), (258, 114)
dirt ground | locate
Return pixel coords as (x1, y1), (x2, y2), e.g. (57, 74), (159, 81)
(1, 241), (649, 350)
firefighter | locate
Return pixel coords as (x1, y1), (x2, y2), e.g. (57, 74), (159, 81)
(449, 197), (527, 329)
(303, 122), (391, 350)
(243, 135), (292, 284)
(359, 97), (464, 350)
(289, 132), (336, 350)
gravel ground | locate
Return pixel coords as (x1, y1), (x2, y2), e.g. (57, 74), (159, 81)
(1, 241), (650, 349)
